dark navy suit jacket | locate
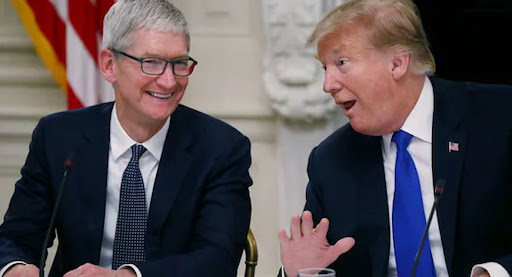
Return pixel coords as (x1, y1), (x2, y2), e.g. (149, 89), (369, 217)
(302, 78), (512, 276)
(0, 102), (252, 276)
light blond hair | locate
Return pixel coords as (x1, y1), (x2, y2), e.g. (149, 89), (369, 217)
(308, 0), (435, 75)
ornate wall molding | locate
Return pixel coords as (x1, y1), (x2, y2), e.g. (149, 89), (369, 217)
(262, 0), (344, 121)
(173, 0), (249, 36)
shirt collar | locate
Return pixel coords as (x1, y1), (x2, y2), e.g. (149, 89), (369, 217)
(382, 77), (433, 152)
(110, 103), (170, 161)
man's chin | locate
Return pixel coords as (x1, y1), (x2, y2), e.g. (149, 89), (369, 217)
(349, 121), (382, 136)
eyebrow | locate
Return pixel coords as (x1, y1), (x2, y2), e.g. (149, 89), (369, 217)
(315, 48), (349, 62)
(315, 41), (354, 61)
(141, 53), (190, 60)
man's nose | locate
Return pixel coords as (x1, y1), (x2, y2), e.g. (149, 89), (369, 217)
(323, 67), (342, 93)
(156, 64), (177, 87)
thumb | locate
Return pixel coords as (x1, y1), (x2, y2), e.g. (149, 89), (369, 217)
(330, 237), (355, 257)
(277, 228), (289, 243)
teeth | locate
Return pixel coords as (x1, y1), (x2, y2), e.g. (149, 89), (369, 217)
(148, 91), (173, 99)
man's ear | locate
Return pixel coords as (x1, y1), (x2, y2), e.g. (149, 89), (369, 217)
(99, 49), (116, 83)
(389, 46), (410, 80)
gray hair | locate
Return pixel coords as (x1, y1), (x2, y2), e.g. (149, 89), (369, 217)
(102, 0), (190, 52)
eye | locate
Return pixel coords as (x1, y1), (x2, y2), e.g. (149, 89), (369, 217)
(173, 60), (190, 71)
(338, 59), (348, 66)
(174, 60), (188, 65)
(322, 65), (327, 71)
(142, 58), (162, 65)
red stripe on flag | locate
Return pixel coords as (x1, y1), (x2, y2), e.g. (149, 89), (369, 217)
(96, 0), (115, 36)
(68, 0), (99, 63)
(67, 83), (84, 110)
(26, 0), (66, 66)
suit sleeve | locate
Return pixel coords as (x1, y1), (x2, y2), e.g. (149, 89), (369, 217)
(303, 147), (325, 226)
(136, 134), (252, 276)
(0, 117), (55, 269)
(495, 254), (512, 274)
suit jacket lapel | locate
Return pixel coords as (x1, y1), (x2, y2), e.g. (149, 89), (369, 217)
(363, 136), (390, 277)
(146, 106), (194, 253)
(74, 103), (112, 264)
(348, 132), (389, 276)
(431, 78), (467, 274)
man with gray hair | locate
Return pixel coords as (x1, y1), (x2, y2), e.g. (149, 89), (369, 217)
(278, 0), (512, 276)
(0, 1), (252, 276)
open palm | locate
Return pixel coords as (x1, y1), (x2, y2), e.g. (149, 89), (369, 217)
(278, 211), (355, 277)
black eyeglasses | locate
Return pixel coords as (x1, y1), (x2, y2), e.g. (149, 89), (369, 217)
(111, 49), (198, 77)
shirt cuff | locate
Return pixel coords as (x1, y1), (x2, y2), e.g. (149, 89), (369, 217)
(0, 261), (28, 277)
(119, 264), (142, 277)
(471, 262), (510, 277)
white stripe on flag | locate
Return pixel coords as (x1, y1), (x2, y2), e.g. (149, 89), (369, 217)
(66, 24), (111, 107)
(49, 0), (68, 24)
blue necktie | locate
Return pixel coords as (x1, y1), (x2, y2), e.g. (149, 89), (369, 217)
(112, 144), (147, 269)
(392, 130), (436, 277)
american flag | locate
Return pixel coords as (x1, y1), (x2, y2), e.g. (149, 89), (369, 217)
(449, 141), (459, 152)
(12, 0), (116, 109)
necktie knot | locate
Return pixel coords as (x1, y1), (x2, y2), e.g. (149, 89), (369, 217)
(392, 130), (412, 150)
(131, 144), (146, 161)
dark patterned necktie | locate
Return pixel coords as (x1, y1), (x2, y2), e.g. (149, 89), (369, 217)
(392, 130), (436, 277)
(112, 144), (147, 269)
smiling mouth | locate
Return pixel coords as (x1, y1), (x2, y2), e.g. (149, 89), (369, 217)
(147, 91), (173, 99)
(342, 100), (356, 110)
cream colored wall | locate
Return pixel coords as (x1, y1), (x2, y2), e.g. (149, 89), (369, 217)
(0, 0), (281, 276)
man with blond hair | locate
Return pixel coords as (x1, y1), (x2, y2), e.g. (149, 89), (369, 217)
(278, 0), (512, 276)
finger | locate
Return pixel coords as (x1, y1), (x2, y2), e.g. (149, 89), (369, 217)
(27, 265), (40, 277)
(63, 264), (84, 277)
(63, 270), (78, 277)
(290, 214), (302, 240)
(301, 210), (314, 236)
(331, 237), (356, 256)
(277, 228), (289, 243)
(5, 264), (39, 277)
(314, 218), (330, 237)
(4, 264), (25, 277)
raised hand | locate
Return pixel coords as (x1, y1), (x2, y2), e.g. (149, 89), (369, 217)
(278, 211), (355, 277)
